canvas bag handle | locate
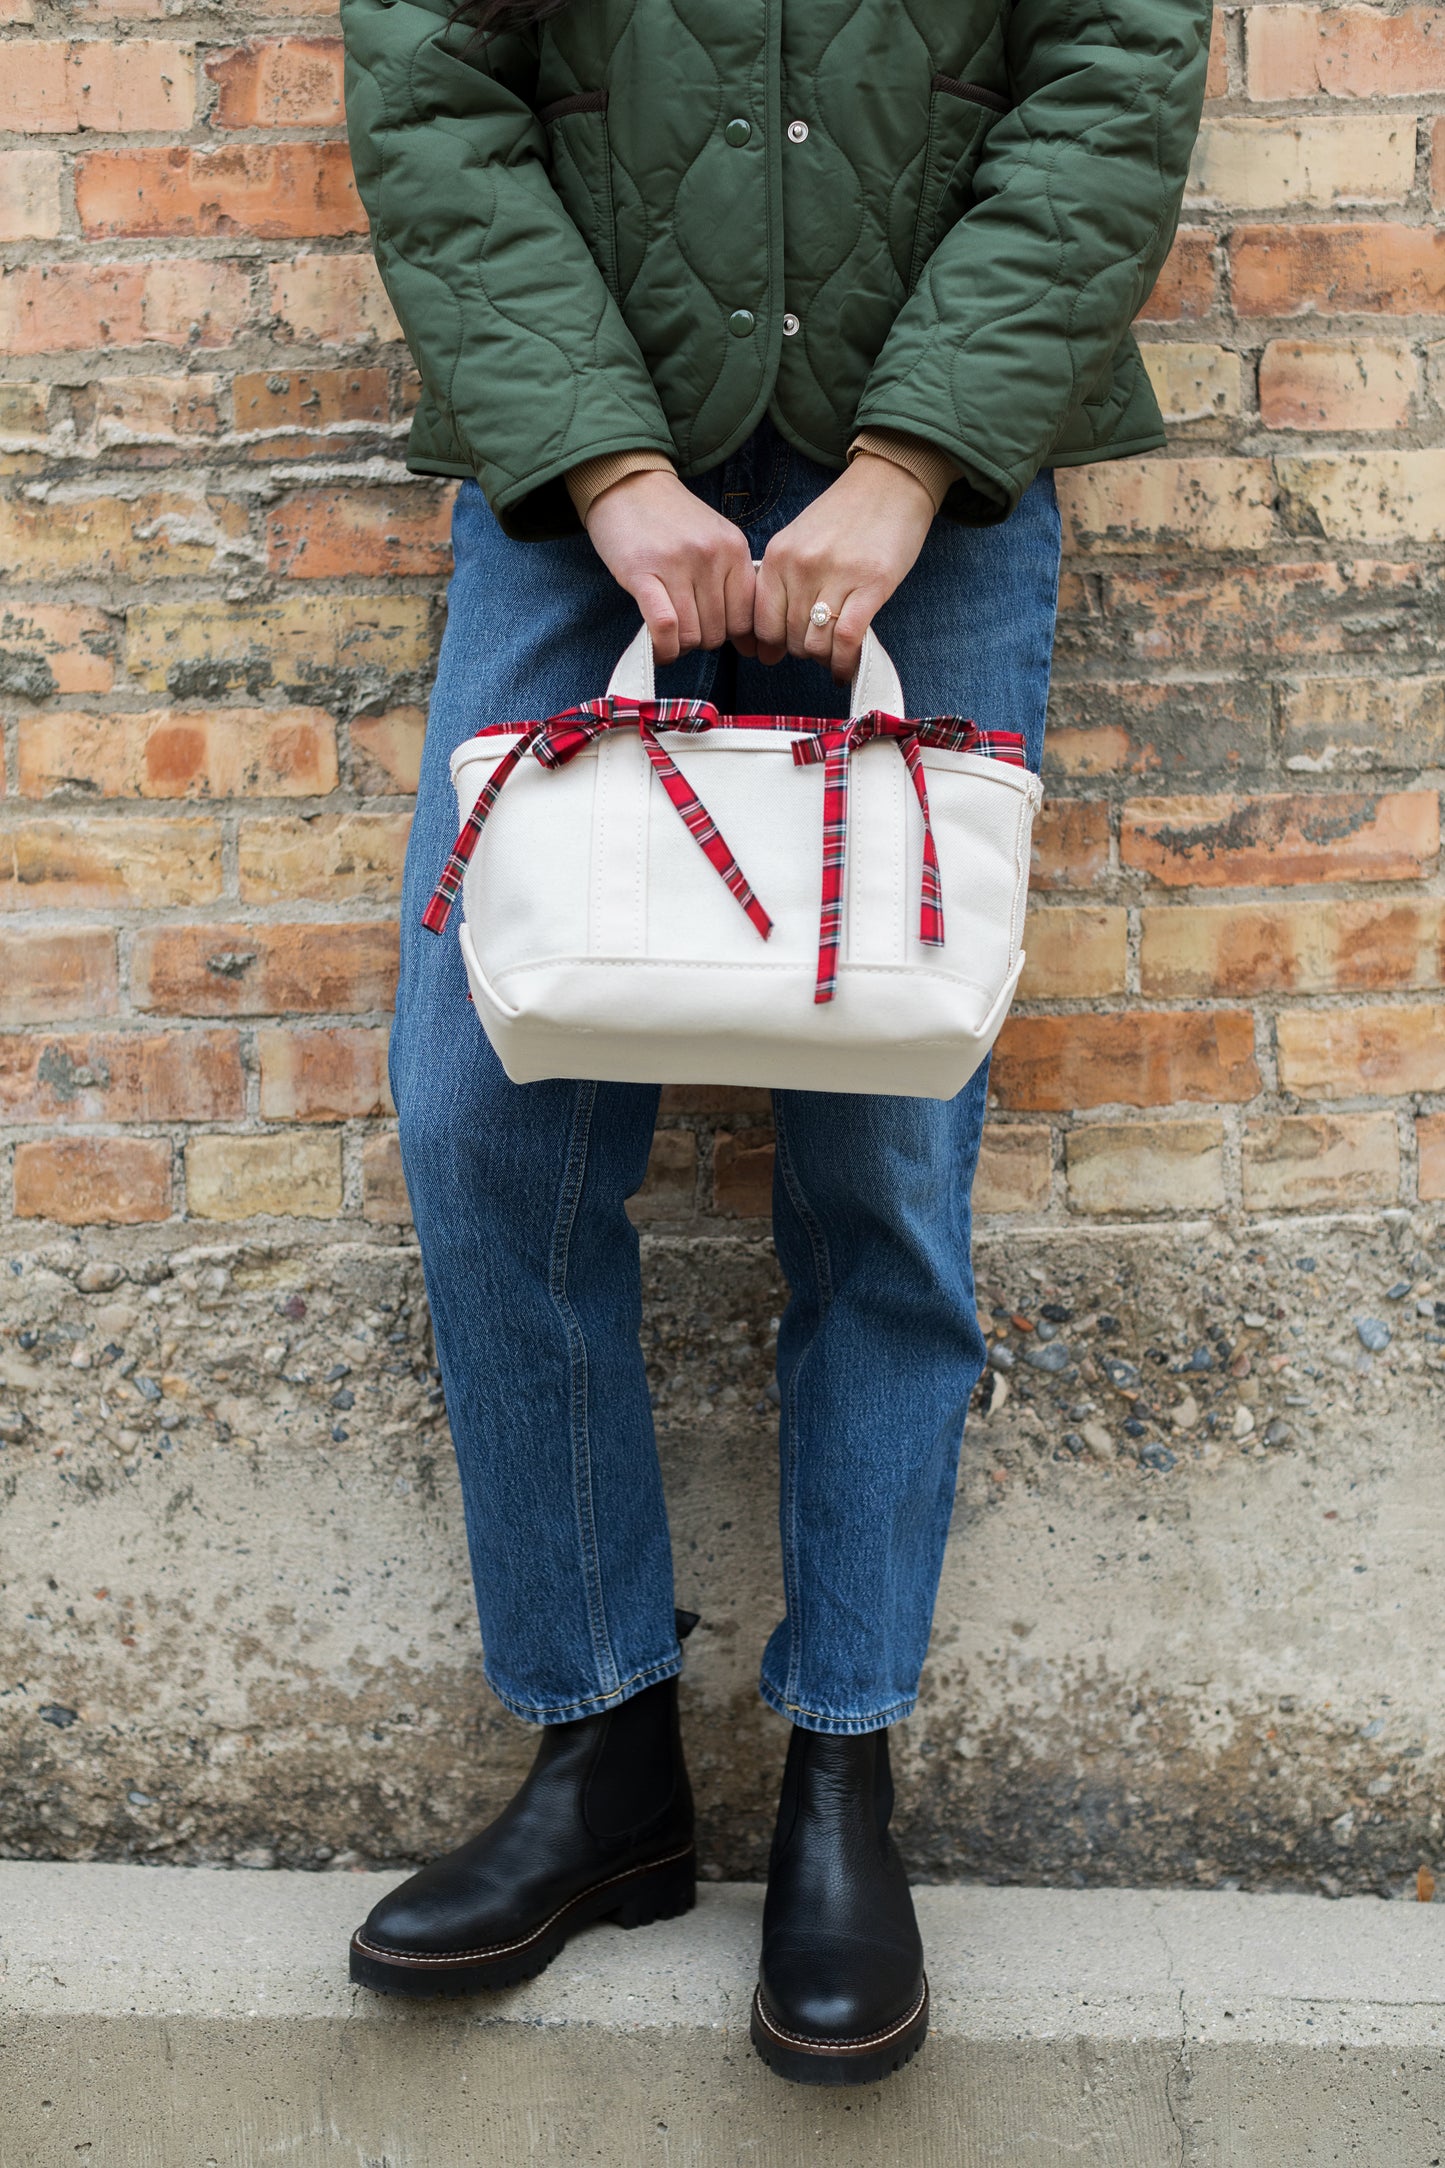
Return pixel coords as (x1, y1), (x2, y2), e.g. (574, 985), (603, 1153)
(605, 561), (906, 720)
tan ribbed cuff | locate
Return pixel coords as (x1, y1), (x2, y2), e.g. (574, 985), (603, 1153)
(565, 449), (676, 523)
(847, 428), (962, 513)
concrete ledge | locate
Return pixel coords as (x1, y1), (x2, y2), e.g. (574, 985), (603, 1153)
(3, 1865), (1443, 2165)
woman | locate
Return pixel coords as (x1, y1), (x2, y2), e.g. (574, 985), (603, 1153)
(338, 0), (1210, 2086)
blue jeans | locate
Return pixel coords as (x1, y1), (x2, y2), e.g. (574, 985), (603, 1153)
(391, 420), (1061, 1736)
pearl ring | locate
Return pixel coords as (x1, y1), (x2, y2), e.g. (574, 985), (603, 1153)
(809, 601), (834, 628)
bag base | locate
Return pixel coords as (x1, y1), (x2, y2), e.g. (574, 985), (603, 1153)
(460, 923), (1024, 1101)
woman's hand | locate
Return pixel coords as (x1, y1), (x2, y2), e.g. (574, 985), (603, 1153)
(583, 469), (756, 665)
(751, 454), (935, 683)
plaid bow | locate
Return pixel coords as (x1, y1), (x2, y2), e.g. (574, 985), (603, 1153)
(422, 696), (774, 939)
(790, 712), (1027, 1004)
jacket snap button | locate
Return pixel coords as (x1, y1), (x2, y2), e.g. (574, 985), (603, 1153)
(728, 308), (756, 337)
(787, 119), (809, 143)
(724, 117), (751, 147)
(782, 312), (800, 336)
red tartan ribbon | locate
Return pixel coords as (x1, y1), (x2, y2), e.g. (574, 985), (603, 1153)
(423, 697), (1027, 1007)
(790, 711), (1027, 1004)
(421, 696), (774, 939)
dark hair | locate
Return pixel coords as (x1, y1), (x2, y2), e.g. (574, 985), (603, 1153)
(450, 0), (573, 33)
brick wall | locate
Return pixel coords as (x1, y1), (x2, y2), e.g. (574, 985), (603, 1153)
(1, 1), (1441, 1243)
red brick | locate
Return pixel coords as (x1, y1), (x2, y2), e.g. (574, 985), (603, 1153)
(231, 366), (390, 451)
(267, 254), (400, 345)
(1120, 791), (1439, 888)
(0, 928), (118, 1024)
(361, 1129), (410, 1222)
(0, 1028), (242, 1123)
(0, 604), (116, 694)
(76, 374), (223, 444)
(1242, 1113), (1400, 1210)
(18, 708), (337, 799)
(1140, 897), (1445, 997)
(1, 39), (194, 132)
(0, 259), (251, 355)
(256, 1026), (392, 1119)
(207, 36), (343, 126)
(237, 812), (410, 902)
(1276, 1005), (1445, 1098)
(1246, 6), (1445, 101)
(1030, 800), (1110, 891)
(1231, 224), (1445, 317)
(1139, 229), (1218, 321)
(0, 817), (222, 909)
(713, 1127), (775, 1217)
(76, 144), (364, 241)
(1258, 340), (1416, 431)
(1434, 117), (1445, 209)
(14, 1135), (171, 1224)
(1044, 679), (1270, 778)
(349, 708), (425, 795)
(131, 922), (398, 1016)
(266, 487), (454, 578)
(1418, 1114), (1445, 1200)
(991, 1012), (1261, 1111)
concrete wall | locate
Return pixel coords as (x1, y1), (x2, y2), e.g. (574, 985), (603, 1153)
(4, 1212), (1441, 1890)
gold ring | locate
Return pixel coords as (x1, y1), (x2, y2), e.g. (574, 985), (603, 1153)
(809, 601), (833, 628)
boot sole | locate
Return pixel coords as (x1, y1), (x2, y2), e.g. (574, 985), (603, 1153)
(349, 1843), (696, 1998)
(749, 1977), (929, 2087)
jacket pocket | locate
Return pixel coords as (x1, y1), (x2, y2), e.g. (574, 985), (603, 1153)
(539, 88), (620, 300)
(908, 73), (1009, 290)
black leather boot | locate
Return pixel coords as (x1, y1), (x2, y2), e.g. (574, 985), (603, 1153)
(751, 1724), (928, 2084)
(350, 1625), (696, 1997)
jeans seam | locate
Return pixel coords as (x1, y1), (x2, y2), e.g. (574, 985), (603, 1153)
(719, 436), (792, 532)
(549, 1079), (620, 1700)
(770, 1094), (835, 1711)
(758, 1676), (916, 1731)
(487, 1647), (682, 1725)
(741, 440), (792, 530)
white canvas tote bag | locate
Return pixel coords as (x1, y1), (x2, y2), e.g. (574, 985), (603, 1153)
(422, 617), (1042, 1099)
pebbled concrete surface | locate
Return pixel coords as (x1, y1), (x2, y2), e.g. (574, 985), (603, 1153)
(2, 1863), (1443, 2166)
(2, 1214), (1443, 1891)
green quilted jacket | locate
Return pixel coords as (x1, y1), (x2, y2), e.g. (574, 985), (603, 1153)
(341, 0), (1212, 540)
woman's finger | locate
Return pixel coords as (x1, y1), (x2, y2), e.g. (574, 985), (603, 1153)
(636, 574), (681, 664)
(786, 566), (827, 663)
(753, 556), (789, 666)
(694, 561), (729, 654)
(829, 587), (883, 685)
(670, 581), (704, 657)
(723, 552), (758, 655)
(801, 586), (842, 677)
